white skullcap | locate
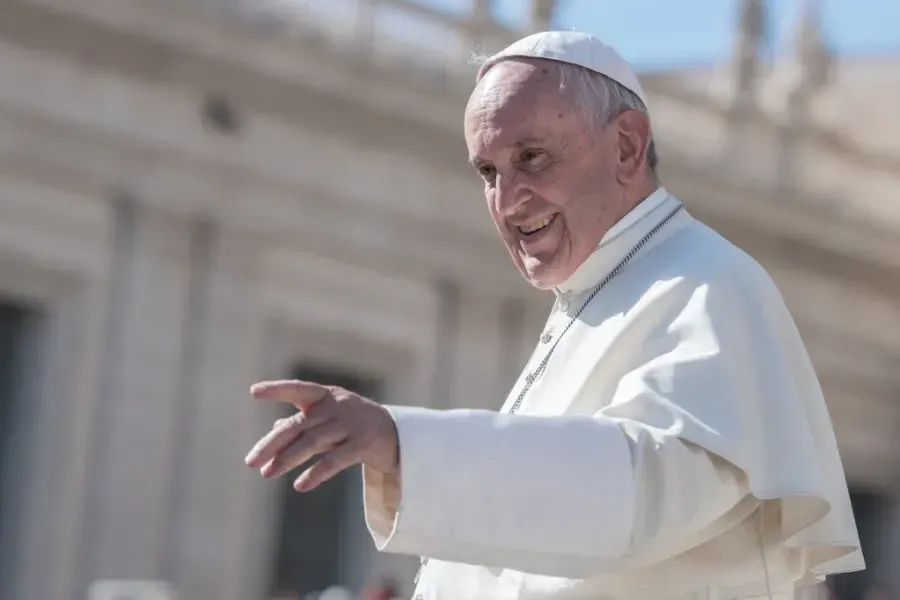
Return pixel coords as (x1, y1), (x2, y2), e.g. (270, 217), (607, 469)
(476, 31), (648, 108)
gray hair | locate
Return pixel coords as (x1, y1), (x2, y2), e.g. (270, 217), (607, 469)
(475, 56), (658, 176)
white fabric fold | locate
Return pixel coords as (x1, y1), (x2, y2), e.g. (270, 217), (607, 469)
(594, 235), (862, 582)
(365, 408), (635, 577)
(361, 193), (863, 599)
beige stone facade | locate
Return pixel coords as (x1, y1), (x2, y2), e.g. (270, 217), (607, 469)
(0, 1), (898, 599)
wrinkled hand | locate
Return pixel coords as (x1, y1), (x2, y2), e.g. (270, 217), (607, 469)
(244, 380), (399, 492)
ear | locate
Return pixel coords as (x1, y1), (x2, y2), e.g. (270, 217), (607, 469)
(613, 110), (652, 185)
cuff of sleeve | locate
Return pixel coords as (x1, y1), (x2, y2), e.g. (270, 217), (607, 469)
(362, 463), (401, 549)
(362, 405), (636, 565)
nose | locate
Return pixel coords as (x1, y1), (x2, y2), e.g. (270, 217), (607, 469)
(493, 172), (529, 218)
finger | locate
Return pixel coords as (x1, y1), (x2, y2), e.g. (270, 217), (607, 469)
(262, 421), (348, 479)
(249, 380), (332, 407)
(244, 412), (328, 468)
(294, 439), (363, 492)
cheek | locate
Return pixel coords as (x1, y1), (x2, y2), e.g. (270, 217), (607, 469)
(548, 160), (615, 213)
(485, 188), (498, 216)
(530, 178), (577, 212)
(484, 190), (508, 231)
(517, 171), (558, 205)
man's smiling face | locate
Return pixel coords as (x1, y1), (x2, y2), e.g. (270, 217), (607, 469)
(464, 58), (628, 290)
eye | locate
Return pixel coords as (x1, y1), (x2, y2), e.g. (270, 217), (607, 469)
(518, 148), (546, 169)
(477, 164), (497, 182)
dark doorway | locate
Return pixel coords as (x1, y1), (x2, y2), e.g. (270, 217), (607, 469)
(828, 489), (895, 600)
(269, 363), (384, 598)
(0, 298), (44, 600)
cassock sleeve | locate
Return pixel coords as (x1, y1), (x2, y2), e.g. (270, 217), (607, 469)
(363, 260), (863, 583)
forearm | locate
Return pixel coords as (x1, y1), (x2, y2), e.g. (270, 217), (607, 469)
(363, 408), (749, 578)
(363, 407), (635, 577)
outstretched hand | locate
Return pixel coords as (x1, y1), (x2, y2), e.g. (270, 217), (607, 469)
(244, 380), (399, 492)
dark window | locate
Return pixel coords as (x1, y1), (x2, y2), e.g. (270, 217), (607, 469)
(0, 299), (42, 600)
(828, 489), (895, 600)
(269, 363), (384, 598)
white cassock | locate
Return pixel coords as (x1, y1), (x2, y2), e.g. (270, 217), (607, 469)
(362, 188), (864, 600)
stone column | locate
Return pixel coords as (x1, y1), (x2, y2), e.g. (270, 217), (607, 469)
(430, 279), (461, 410)
(163, 224), (268, 600)
(734, 0), (765, 107)
(456, 0), (490, 76)
(26, 276), (110, 600)
(529, 0), (556, 32)
(450, 288), (506, 410)
(498, 296), (527, 397)
(776, 0), (831, 191)
(724, 0), (766, 168)
(519, 295), (553, 365)
(76, 201), (195, 591)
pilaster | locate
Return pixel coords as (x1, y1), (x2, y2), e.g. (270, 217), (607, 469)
(0, 171), (112, 600)
(449, 289), (506, 410)
(163, 224), (268, 600)
(78, 201), (194, 586)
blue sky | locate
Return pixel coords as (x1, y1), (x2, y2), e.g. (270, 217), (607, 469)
(419, 0), (900, 69)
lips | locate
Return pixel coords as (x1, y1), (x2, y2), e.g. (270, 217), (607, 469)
(517, 214), (557, 236)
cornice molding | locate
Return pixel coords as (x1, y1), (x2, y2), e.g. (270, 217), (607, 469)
(17, 0), (470, 134)
(19, 0), (900, 184)
(641, 72), (900, 175)
(5, 0), (900, 305)
(663, 157), (900, 284)
(7, 1), (899, 252)
(0, 104), (537, 300)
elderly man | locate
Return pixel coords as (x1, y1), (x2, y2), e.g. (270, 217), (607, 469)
(245, 32), (863, 599)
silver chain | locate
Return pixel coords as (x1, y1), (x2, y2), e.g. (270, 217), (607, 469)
(412, 202), (684, 591)
(509, 202), (683, 412)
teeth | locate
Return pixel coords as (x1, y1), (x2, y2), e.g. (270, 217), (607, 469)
(519, 216), (554, 234)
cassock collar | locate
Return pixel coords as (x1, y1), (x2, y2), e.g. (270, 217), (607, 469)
(554, 187), (673, 297)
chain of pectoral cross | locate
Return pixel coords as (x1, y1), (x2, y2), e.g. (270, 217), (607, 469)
(412, 202), (684, 592)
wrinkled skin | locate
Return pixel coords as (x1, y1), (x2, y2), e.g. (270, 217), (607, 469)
(244, 380), (399, 491)
(465, 58), (655, 289)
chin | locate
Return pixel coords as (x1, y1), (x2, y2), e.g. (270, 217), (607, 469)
(519, 275), (551, 291)
(521, 262), (566, 291)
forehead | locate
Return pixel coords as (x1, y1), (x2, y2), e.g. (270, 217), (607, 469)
(464, 59), (576, 154)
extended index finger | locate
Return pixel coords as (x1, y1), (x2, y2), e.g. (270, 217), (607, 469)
(249, 380), (331, 407)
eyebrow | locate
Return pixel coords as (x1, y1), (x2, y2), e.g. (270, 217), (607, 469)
(468, 136), (548, 169)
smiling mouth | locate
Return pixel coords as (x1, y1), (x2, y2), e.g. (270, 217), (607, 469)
(517, 214), (557, 236)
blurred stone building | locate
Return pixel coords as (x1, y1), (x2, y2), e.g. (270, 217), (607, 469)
(0, 1), (897, 599)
